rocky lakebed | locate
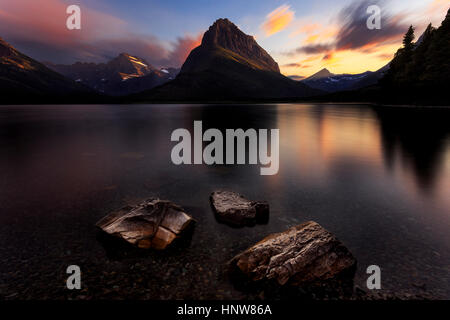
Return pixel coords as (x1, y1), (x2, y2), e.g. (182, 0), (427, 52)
(0, 185), (443, 301)
(1, 190), (428, 300)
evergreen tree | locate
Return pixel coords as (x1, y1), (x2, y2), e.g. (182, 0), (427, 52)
(423, 23), (434, 39)
(380, 9), (449, 104)
(403, 25), (415, 51)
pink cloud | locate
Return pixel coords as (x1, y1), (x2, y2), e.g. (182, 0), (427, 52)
(0, 0), (125, 48)
(0, 0), (195, 67)
(165, 34), (202, 67)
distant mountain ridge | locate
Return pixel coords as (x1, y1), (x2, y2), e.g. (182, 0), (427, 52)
(306, 68), (334, 80)
(2, 7), (448, 105)
(0, 37), (93, 103)
(136, 18), (321, 101)
(318, 8), (450, 106)
(46, 54), (179, 96)
(301, 66), (388, 93)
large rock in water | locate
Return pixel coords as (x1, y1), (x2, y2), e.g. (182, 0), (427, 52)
(229, 221), (356, 288)
(210, 191), (269, 226)
(96, 199), (195, 250)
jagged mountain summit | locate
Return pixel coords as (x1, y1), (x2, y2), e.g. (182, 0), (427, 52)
(183, 18), (280, 73)
(0, 37), (92, 103)
(109, 53), (155, 79)
(137, 18), (321, 101)
(46, 53), (179, 96)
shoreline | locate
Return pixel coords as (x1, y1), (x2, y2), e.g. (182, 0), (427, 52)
(1, 101), (449, 108)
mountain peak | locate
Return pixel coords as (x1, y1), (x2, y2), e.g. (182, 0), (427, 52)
(0, 38), (92, 102)
(307, 68), (334, 80)
(201, 18), (250, 48)
(202, 18), (239, 44)
(198, 18), (280, 73)
(108, 53), (154, 77)
(211, 18), (234, 28)
(115, 52), (142, 62)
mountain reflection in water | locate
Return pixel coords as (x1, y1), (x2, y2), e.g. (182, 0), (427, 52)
(0, 104), (449, 299)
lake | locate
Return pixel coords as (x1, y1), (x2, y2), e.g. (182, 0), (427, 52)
(0, 103), (449, 299)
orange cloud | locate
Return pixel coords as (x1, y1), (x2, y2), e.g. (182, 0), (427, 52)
(279, 1), (446, 77)
(262, 5), (295, 36)
(289, 21), (338, 49)
(301, 55), (322, 63)
(166, 34), (202, 67)
(322, 52), (333, 61)
(321, 52), (340, 67)
(289, 22), (321, 38)
(304, 34), (320, 44)
(302, 28), (337, 44)
(298, 23), (321, 34)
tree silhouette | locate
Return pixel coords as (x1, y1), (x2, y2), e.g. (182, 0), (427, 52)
(403, 25), (415, 51)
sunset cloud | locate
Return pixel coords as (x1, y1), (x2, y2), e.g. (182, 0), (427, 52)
(262, 5), (295, 36)
(165, 34), (202, 67)
(322, 52), (334, 61)
(282, 62), (302, 68)
(319, 51), (340, 69)
(290, 22), (338, 45)
(0, 0), (126, 57)
(283, 0), (409, 68)
(286, 43), (333, 56)
(334, 0), (408, 51)
(1, 0), (446, 75)
(303, 28), (337, 44)
(0, 0), (196, 67)
(278, 0), (426, 77)
(297, 23), (321, 35)
(280, 55), (322, 75)
(427, 0), (450, 17)
(301, 55), (323, 63)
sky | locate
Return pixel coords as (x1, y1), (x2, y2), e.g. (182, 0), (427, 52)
(0, 0), (449, 77)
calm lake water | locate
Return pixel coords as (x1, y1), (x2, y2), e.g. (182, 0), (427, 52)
(0, 104), (449, 299)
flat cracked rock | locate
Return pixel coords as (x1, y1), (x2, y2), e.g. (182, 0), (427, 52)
(210, 190), (269, 226)
(96, 198), (195, 250)
(229, 221), (356, 288)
